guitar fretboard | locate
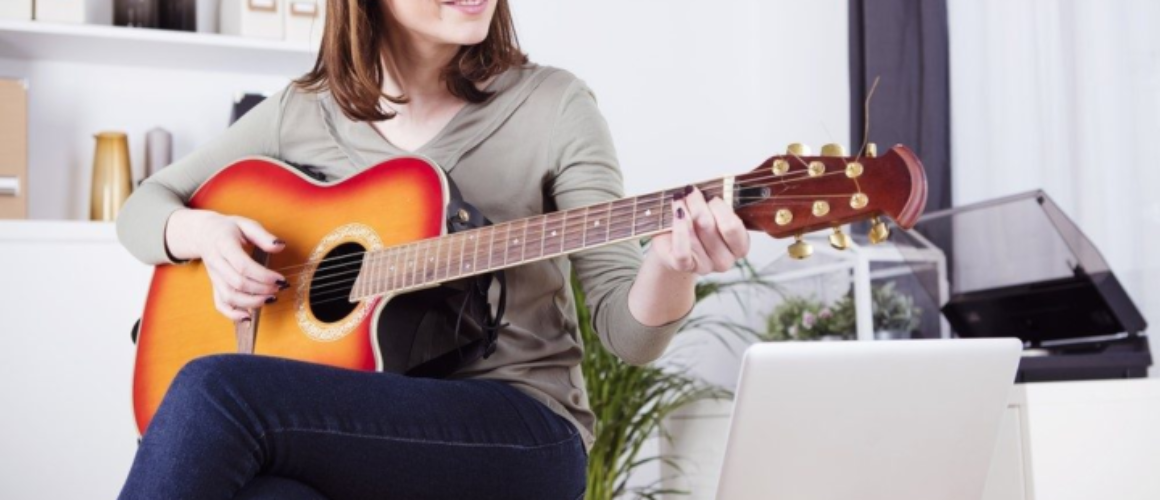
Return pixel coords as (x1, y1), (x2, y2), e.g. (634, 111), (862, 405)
(349, 178), (730, 300)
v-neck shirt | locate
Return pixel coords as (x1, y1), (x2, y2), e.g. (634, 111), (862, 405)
(116, 64), (688, 449)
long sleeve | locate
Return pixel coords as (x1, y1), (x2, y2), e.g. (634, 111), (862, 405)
(547, 79), (689, 366)
(115, 88), (288, 265)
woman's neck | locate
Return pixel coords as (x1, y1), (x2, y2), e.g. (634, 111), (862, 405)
(382, 29), (460, 109)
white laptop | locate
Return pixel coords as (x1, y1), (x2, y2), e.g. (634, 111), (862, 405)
(716, 339), (1022, 500)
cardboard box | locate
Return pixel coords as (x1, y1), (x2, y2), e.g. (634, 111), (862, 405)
(220, 0), (283, 40)
(0, 0), (34, 20)
(35, 0), (113, 25)
(285, 0), (324, 46)
(0, 79), (28, 220)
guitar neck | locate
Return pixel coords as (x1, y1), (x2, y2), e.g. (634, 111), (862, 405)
(349, 177), (733, 300)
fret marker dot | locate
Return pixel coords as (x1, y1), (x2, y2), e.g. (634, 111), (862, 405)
(390, 266), (396, 271)
(465, 264), (471, 269)
(513, 239), (519, 245)
(594, 220), (600, 227)
(551, 231), (557, 236)
(645, 209), (652, 216)
(429, 257), (434, 262)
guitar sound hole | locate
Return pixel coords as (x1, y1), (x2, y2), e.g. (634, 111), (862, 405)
(309, 242), (364, 323)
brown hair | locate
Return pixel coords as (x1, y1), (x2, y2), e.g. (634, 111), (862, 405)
(295, 0), (528, 122)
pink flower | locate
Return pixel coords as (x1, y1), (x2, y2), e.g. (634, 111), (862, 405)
(802, 311), (816, 329)
(819, 308), (833, 319)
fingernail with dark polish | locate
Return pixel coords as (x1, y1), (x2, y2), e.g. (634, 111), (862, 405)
(672, 190), (686, 201)
(276, 279), (289, 289)
(677, 207), (686, 219)
(684, 185), (695, 196)
(273, 239), (286, 246)
(265, 296), (277, 304)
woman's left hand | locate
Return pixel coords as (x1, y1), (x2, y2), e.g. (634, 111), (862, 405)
(649, 186), (750, 276)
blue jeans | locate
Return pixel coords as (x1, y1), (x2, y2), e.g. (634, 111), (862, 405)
(119, 355), (587, 500)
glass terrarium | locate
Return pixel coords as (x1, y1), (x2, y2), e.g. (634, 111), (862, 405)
(757, 224), (948, 342)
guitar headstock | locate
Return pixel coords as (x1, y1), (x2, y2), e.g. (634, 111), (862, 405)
(734, 143), (927, 259)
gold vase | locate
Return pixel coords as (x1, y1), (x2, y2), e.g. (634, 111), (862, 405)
(90, 132), (134, 221)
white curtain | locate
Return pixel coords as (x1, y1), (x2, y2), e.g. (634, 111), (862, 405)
(948, 0), (1160, 365)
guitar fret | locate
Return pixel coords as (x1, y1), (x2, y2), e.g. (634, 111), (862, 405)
(381, 248), (392, 293)
(519, 219), (531, 262)
(630, 197), (638, 239)
(380, 250), (389, 293)
(470, 229), (482, 274)
(399, 244), (411, 289)
(609, 198), (635, 241)
(562, 209), (584, 251)
(420, 240), (430, 285)
(459, 230), (471, 274)
(538, 217), (547, 259)
(403, 243), (417, 287)
(444, 233), (458, 280)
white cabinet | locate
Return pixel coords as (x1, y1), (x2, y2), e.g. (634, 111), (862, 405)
(986, 378), (1160, 500)
(0, 221), (151, 499)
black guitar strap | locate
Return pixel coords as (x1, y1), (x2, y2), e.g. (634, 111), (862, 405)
(375, 174), (508, 379)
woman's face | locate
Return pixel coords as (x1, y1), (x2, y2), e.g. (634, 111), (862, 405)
(385, 0), (498, 48)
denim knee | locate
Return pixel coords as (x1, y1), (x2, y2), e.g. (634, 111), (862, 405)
(164, 355), (255, 418)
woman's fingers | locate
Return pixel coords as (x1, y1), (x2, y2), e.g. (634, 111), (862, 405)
(234, 217), (287, 254)
(220, 240), (285, 289)
(707, 196), (751, 258)
(668, 193), (696, 273)
(683, 187), (736, 273)
(211, 285), (252, 322)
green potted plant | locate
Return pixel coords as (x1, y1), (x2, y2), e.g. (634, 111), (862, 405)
(577, 260), (774, 499)
(761, 282), (921, 342)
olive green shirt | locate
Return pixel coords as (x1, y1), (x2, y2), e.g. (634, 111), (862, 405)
(116, 65), (687, 448)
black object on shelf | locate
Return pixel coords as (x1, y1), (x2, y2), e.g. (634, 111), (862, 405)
(910, 190), (1151, 382)
(114, 0), (159, 28)
(230, 93), (268, 125)
(160, 0), (197, 32)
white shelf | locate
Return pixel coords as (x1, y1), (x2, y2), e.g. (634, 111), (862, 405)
(0, 20), (316, 75)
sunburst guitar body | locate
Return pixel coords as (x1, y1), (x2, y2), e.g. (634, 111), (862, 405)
(133, 157), (449, 435)
(133, 146), (928, 436)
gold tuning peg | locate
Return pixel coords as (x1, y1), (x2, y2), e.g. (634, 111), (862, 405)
(788, 234), (813, 260)
(869, 217), (891, 245)
(829, 227), (852, 250)
(821, 143), (847, 158)
(866, 142), (878, 158)
(787, 143), (811, 157)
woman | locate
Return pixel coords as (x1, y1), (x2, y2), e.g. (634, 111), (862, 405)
(116, 0), (749, 498)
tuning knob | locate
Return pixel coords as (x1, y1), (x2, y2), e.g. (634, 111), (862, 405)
(787, 143), (811, 157)
(788, 234), (813, 260)
(821, 143), (847, 157)
(829, 228), (852, 250)
(866, 142), (878, 158)
(869, 217), (891, 245)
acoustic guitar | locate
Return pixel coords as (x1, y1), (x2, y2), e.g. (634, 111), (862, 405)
(132, 142), (927, 435)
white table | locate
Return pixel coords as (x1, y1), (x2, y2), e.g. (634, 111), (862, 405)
(662, 377), (1160, 499)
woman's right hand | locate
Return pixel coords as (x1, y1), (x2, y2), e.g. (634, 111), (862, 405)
(166, 209), (288, 322)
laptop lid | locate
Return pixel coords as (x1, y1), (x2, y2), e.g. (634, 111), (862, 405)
(716, 339), (1021, 500)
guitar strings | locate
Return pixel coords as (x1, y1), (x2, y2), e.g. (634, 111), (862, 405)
(276, 168), (870, 294)
(159, 164), (883, 320)
(278, 187), (873, 304)
(280, 172), (861, 292)
(273, 163), (863, 283)
(261, 159), (843, 276)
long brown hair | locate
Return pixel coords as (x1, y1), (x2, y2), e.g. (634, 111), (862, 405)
(295, 0), (527, 122)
